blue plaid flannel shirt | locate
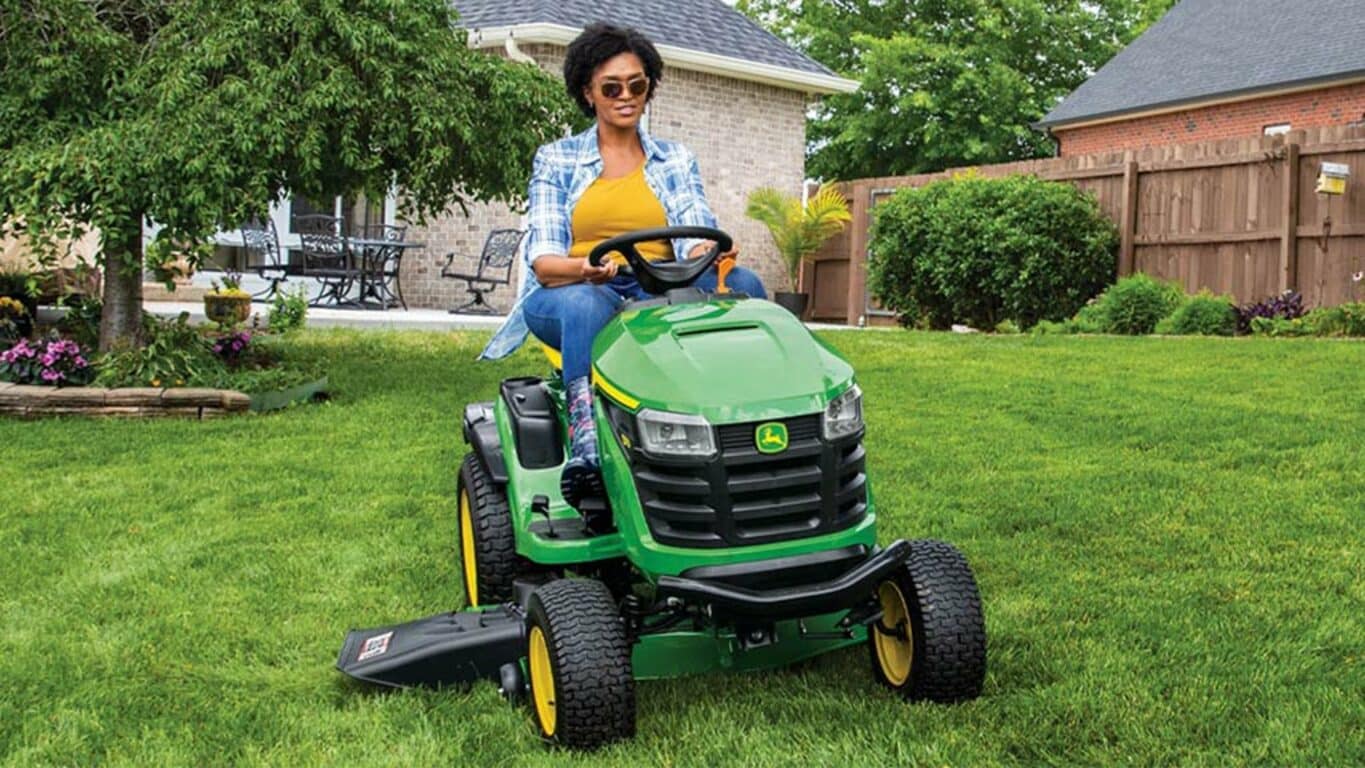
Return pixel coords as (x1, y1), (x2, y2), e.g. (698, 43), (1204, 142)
(479, 123), (718, 361)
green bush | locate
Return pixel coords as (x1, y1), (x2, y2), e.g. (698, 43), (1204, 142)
(1306, 302), (1365, 337)
(1248, 302), (1365, 338)
(268, 287), (309, 333)
(1156, 290), (1237, 336)
(1249, 316), (1316, 337)
(1084, 273), (1186, 335)
(94, 313), (222, 388)
(868, 174), (1118, 330)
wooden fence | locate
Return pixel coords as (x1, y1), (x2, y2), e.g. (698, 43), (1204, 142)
(807, 125), (1365, 325)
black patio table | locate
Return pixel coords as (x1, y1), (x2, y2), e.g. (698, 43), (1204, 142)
(334, 237), (424, 310)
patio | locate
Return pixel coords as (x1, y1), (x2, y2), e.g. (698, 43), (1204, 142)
(138, 299), (866, 333)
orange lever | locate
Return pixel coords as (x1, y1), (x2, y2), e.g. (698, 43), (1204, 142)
(716, 255), (736, 294)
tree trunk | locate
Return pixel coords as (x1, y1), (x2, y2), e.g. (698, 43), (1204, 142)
(99, 228), (145, 353)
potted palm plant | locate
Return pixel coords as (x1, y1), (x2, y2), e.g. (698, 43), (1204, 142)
(745, 182), (851, 318)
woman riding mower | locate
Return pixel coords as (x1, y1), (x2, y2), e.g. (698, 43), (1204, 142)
(480, 23), (767, 501)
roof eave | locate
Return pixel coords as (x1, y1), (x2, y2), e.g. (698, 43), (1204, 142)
(1035, 69), (1365, 132)
(467, 23), (859, 96)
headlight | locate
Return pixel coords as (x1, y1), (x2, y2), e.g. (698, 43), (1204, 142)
(822, 384), (863, 441)
(636, 409), (716, 458)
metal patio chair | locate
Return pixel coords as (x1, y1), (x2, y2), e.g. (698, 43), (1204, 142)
(294, 214), (354, 307)
(441, 228), (525, 314)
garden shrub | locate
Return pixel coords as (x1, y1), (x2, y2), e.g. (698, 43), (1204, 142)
(1247, 302), (1365, 337)
(1156, 290), (1237, 336)
(1304, 302), (1365, 337)
(868, 174), (1117, 330)
(1249, 316), (1316, 337)
(94, 313), (223, 388)
(268, 287), (309, 333)
(1083, 273), (1186, 335)
(1237, 291), (1305, 335)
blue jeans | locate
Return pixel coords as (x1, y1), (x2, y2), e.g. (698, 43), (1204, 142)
(523, 265), (766, 381)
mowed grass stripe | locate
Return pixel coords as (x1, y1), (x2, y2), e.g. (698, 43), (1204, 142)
(1, 330), (1361, 766)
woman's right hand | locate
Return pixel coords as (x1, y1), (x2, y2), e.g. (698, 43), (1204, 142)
(533, 254), (619, 287)
(580, 258), (618, 285)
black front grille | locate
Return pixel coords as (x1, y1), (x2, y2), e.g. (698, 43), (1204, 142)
(626, 413), (868, 548)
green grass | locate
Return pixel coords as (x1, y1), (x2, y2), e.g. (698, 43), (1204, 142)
(3, 330), (1362, 766)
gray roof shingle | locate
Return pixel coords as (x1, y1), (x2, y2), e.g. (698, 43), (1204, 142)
(451, 0), (835, 78)
(1039, 0), (1365, 128)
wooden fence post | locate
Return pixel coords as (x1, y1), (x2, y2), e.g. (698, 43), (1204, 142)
(1280, 141), (1301, 293)
(1119, 153), (1139, 276)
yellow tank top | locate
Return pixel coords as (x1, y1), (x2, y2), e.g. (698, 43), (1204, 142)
(568, 164), (670, 265)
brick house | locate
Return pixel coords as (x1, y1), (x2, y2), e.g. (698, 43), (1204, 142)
(1036, 0), (1365, 156)
(396, 0), (856, 310)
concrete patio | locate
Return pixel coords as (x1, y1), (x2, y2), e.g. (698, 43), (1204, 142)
(140, 300), (870, 332)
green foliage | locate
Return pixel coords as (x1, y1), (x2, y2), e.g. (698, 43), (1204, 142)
(268, 287), (309, 333)
(868, 174), (1117, 329)
(1084, 273), (1186, 335)
(94, 314), (223, 388)
(1252, 302), (1365, 338)
(745, 183), (851, 286)
(56, 296), (108, 350)
(0, 0), (574, 348)
(1249, 316), (1318, 338)
(738, 0), (1178, 177)
(1156, 290), (1237, 336)
(1306, 302), (1365, 337)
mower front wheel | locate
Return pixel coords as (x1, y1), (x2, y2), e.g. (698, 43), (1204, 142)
(456, 453), (520, 607)
(869, 539), (986, 703)
(526, 579), (636, 749)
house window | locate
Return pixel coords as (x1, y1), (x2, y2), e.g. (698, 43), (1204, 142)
(1263, 123), (1292, 136)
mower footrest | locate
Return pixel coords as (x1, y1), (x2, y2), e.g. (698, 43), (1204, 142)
(655, 539), (911, 621)
(337, 606), (526, 689)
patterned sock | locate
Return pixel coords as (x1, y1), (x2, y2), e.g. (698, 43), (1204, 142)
(566, 376), (599, 468)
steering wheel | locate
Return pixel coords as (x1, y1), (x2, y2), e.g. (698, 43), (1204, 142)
(588, 226), (733, 296)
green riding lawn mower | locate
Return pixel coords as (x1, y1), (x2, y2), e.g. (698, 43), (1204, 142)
(338, 227), (987, 749)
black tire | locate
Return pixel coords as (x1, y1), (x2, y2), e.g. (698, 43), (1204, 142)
(456, 453), (519, 607)
(526, 579), (636, 749)
(869, 539), (986, 703)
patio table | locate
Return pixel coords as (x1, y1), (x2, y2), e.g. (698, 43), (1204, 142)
(338, 238), (424, 310)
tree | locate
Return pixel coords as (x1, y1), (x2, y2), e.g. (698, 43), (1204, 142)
(738, 0), (1177, 179)
(0, 0), (573, 351)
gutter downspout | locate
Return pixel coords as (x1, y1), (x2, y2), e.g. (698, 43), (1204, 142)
(503, 31), (536, 65)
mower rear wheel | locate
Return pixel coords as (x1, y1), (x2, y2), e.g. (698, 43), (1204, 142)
(869, 539), (986, 703)
(456, 453), (519, 607)
(526, 579), (635, 749)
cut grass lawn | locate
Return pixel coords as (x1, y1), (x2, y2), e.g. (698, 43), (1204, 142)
(2, 329), (1362, 766)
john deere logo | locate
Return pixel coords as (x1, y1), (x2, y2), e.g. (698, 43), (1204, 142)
(755, 422), (788, 454)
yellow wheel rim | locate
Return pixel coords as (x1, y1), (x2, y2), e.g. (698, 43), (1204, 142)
(459, 488), (478, 607)
(874, 580), (913, 686)
(529, 625), (557, 737)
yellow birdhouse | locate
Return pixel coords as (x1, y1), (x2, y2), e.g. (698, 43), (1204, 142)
(1315, 162), (1349, 195)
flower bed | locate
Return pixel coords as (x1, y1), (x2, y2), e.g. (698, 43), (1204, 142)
(0, 293), (325, 419)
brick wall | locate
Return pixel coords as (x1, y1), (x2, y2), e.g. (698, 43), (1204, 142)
(1055, 80), (1365, 157)
(400, 44), (808, 310)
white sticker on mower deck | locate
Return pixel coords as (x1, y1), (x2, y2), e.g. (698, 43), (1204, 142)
(357, 631), (394, 661)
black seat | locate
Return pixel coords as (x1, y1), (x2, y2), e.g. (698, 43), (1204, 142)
(294, 214), (354, 307)
(441, 229), (525, 314)
(240, 216), (288, 301)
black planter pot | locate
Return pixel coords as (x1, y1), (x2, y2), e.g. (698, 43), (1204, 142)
(773, 291), (809, 319)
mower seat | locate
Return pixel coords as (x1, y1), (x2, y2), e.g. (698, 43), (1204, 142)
(540, 343), (562, 371)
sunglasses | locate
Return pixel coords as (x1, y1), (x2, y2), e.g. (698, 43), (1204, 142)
(598, 76), (649, 100)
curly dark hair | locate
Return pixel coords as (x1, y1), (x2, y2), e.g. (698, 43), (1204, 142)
(563, 23), (664, 118)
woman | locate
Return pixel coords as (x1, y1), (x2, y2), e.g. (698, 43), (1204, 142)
(481, 23), (767, 496)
